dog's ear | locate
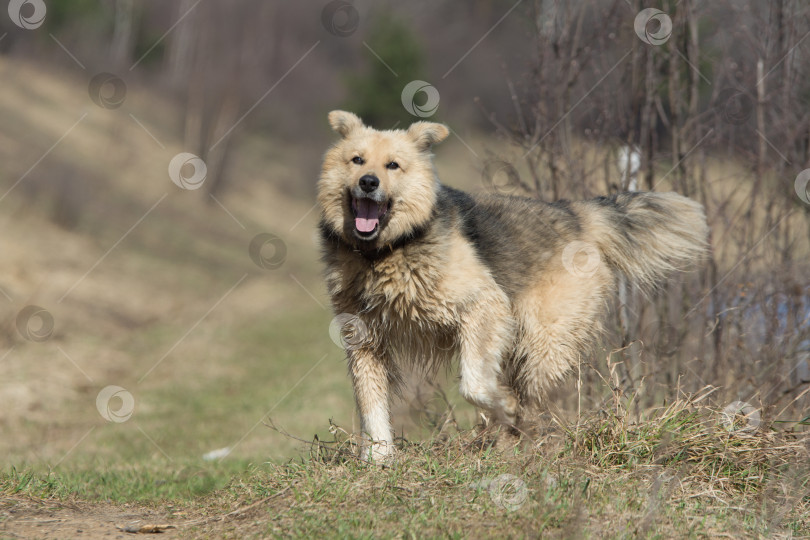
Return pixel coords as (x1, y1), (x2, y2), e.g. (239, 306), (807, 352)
(407, 121), (450, 151)
(328, 110), (364, 138)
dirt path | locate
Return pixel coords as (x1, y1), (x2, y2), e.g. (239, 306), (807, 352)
(0, 493), (290, 539)
(0, 496), (182, 539)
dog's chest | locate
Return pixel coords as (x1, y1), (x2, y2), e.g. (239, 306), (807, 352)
(326, 232), (492, 331)
(359, 252), (458, 326)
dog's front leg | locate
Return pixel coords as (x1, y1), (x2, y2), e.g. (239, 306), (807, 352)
(348, 348), (394, 461)
(457, 302), (517, 426)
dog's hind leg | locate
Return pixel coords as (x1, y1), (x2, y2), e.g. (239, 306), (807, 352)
(348, 349), (394, 461)
(512, 262), (613, 410)
(456, 293), (518, 425)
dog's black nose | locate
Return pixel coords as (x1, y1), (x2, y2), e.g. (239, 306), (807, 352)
(358, 174), (379, 193)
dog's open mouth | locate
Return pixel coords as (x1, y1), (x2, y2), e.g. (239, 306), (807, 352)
(351, 197), (390, 237)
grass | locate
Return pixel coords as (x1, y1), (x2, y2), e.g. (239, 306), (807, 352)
(2, 461), (247, 502)
(3, 395), (808, 538)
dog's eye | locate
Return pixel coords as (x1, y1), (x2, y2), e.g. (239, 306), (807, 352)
(351, 156), (365, 165)
(386, 161), (399, 170)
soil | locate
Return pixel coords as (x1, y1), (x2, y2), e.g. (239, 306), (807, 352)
(1, 496), (182, 539)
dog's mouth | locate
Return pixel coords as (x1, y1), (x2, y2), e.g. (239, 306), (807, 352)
(351, 196), (390, 238)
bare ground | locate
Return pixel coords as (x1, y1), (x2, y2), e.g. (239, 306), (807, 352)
(1, 496), (179, 539)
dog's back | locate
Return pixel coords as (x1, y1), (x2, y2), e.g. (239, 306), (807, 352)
(440, 188), (708, 299)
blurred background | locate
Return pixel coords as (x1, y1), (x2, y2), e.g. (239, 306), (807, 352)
(1, 0), (808, 487)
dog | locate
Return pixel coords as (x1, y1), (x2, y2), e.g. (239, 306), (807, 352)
(317, 110), (709, 460)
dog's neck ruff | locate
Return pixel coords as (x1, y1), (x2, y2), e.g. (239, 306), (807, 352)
(319, 220), (432, 262)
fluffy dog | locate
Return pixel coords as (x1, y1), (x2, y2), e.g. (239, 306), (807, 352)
(317, 111), (708, 460)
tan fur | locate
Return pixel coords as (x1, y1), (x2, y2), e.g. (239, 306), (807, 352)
(511, 255), (613, 401)
(317, 112), (709, 461)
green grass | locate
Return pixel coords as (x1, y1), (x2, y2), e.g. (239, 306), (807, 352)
(22, 305), (353, 463)
(1, 461), (249, 502)
(0, 307), (349, 504)
(3, 400), (808, 538)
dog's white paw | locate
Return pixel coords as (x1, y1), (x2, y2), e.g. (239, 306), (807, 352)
(359, 440), (396, 464)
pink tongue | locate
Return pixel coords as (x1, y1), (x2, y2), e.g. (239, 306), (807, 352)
(354, 198), (381, 233)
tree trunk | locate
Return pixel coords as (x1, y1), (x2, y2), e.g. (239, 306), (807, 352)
(111, 0), (136, 68)
(167, 0), (198, 87)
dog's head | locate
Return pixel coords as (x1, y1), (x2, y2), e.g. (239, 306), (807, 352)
(318, 111), (449, 247)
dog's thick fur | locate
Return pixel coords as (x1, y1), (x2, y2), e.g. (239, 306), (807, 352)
(318, 111), (709, 460)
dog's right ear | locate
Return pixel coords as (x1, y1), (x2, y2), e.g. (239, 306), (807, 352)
(328, 110), (364, 138)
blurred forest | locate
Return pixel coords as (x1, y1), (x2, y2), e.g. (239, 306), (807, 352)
(4, 1), (810, 196)
(0, 0), (809, 456)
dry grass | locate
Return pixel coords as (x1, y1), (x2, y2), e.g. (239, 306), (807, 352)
(3, 388), (808, 538)
(166, 389), (807, 538)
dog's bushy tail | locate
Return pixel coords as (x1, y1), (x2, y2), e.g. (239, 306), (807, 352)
(582, 191), (709, 290)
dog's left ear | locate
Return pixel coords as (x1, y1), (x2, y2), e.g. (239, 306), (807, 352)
(407, 121), (450, 151)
